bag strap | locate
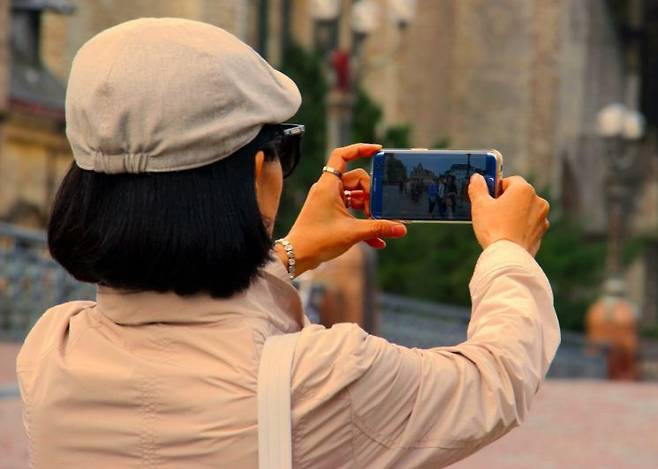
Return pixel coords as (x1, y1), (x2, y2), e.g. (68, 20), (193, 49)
(258, 332), (301, 469)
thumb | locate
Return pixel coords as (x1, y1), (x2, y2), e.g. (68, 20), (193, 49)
(357, 219), (407, 241)
(468, 174), (492, 206)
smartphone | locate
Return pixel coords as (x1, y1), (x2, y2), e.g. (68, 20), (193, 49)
(370, 149), (503, 223)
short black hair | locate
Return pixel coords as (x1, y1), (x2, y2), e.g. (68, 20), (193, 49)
(48, 127), (283, 298)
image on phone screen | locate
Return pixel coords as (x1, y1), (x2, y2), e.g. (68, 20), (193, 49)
(374, 151), (497, 222)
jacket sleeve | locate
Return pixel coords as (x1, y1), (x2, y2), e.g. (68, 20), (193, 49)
(345, 240), (560, 468)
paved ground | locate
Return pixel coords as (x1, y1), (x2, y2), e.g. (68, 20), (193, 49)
(0, 343), (20, 387)
(452, 380), (658, 469)
(0, 399), (24, 469)
(381, 184), (470, 220)
(0, 343), (25, 469)
(2, 342), (657, 468)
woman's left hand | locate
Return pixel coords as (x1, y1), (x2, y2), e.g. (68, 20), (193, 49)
(276, 143), (407, 277)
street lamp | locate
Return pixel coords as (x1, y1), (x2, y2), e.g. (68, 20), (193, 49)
(309, 0), (418, 75)
(597, 103), (645, 141)
(351, 0), (380, 34)
(310, 0), (341, 20)
(586, 103), (645, 379)
(353, 0), (416, 71)
(305, 0), (415, 334)
(309, 0), (341, 56)
(596, 103), (645, 280)
(388, 0), (417, 29)
(309, 0), (388, 148)
(351, 0), (381, 56)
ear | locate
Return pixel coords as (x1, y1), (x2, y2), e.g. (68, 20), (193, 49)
(254, 150), (265, 193)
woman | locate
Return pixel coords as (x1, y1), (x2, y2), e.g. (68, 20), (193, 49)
(17, 18), (558, 468)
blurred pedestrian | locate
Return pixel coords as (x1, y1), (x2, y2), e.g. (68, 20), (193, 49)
(445, 174), (458, 219)
(428, 178), (439, 217)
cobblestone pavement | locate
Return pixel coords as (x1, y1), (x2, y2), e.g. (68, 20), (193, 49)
(2, 342), (658, 468)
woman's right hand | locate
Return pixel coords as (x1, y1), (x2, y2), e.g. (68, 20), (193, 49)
(277, 144), (407, 277)
(468, 174), (550, 256)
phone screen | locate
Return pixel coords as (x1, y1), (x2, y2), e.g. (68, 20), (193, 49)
(372, 151), (497, 222)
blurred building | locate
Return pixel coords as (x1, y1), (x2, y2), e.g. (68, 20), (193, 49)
(39, 0), (255, 81)
(0, 0), (7, 155)
(1, 0), (658, 325)
(0, 0), (254, 231)
(283, 1), (638, 205)
(282, 0), (658, 327)
(0, 0), (71, 228)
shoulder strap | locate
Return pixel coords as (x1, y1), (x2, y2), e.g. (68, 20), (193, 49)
(258, 332), (301, 469)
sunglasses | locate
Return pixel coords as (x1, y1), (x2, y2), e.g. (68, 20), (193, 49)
(276, 123), (305, 178)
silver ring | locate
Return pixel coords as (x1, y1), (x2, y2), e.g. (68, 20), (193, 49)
(322, 165), (343, 179)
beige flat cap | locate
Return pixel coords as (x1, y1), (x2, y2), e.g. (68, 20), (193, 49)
(66, 18), (302, 174)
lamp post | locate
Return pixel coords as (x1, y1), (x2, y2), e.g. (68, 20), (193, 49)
(388, 0), (417, 29)
(309, 0), (341, 57)
(306, 0), (415, 333)
(309, 0), (415, 148)
(596, 103), (645, 280)
(586, 103), (645, 380)
(350, 0), (380, 57)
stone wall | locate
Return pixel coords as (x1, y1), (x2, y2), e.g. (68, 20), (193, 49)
(449, 0), (535, 179)
(5, 0), (639, 230)
(353, 0), (565, 187)
(0, 116), (71, 226)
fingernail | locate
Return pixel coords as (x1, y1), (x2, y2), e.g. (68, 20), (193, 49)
(392, 225), (407, 237)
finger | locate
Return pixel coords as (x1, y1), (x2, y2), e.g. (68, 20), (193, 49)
(343, 168), (371, 193)
(538, 198), (550, 218)
(343, 190), (365, 209)
(501, 176), (534, 195)
(365, 238), (387, 249)
(468, 174), (493, 205)
(346, 189), (371, 216)
(346, 189), (366, 200)
(349, 197), (365, 210)
(326, 143), (382, 173)
(345, 192), (369, 215)
(501, 175), (529, 190)
(356, 219), (407, 241)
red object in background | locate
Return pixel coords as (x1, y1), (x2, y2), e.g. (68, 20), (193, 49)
(586, 297), (638, 380)
(331, 50), (350, 92)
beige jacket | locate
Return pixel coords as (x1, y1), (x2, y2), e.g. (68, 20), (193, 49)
(17, 240), (560, 468)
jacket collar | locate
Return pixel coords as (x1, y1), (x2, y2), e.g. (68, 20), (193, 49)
(96, 258), (305, 332)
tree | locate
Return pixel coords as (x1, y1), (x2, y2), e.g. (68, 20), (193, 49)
(378, 200), (609, 332)
(277, 53), (611, 332)
(275, 42), (328, 234)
